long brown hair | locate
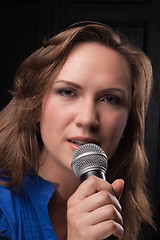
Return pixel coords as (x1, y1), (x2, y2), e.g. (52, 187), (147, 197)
(0, 22), (153, 239)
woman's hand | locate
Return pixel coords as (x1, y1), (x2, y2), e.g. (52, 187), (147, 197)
(67, 175), (124, 240)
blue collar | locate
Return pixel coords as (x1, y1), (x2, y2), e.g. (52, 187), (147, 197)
(22, 173), (55, 206)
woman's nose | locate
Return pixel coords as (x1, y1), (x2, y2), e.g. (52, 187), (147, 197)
(74, 100), (99, 129)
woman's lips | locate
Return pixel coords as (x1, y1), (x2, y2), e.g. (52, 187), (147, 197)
(67, 137), (99, 151)
(67, 140), (81, 151)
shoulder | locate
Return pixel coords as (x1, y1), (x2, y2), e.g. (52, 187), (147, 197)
(0, 207), (11, 239)
(0, 183), (17, 239)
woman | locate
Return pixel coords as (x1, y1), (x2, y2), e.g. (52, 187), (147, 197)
(0, 22), (154, 239)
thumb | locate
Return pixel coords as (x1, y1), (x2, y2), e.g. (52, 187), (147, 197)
(111, 179), (124, 200)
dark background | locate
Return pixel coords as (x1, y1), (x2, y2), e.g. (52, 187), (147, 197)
(0, 0), (160, 239)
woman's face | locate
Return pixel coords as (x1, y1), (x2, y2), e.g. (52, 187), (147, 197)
(39, 42), (131, 173)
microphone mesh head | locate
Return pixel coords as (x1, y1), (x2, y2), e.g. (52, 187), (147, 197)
(71, 143), (108, 179)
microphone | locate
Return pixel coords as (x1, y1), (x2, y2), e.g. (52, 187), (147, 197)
(71, 143), (108, 182)
(71, 143), (114, 240)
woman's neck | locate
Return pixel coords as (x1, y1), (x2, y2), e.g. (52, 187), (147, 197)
(38, 151), (81, 201)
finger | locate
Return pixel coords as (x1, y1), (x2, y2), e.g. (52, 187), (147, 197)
(88, 204), (123, 226)
(112, 179), (124, 200)
(71, 175), (115, 201)
(91, 220), (124, 240)
(77, 190), (122, 213)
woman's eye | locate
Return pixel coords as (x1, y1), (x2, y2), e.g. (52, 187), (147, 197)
(57, 88), (77, 98)
(100, 95), (121, 105)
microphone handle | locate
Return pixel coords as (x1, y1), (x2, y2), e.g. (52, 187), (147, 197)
(80, 169), (106, 182)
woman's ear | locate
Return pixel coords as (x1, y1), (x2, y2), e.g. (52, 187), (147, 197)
(36, 112), (41, 124)
(36, 117), (40, 123)
(122, 115), (130, 139)
(121, 133), (125, 139)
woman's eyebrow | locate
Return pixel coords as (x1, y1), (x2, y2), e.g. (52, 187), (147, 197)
(54, 80), (82, 89)
(99, 88), (127, 95)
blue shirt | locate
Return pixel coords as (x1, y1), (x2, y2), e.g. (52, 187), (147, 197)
(0, 173), (57, 240)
